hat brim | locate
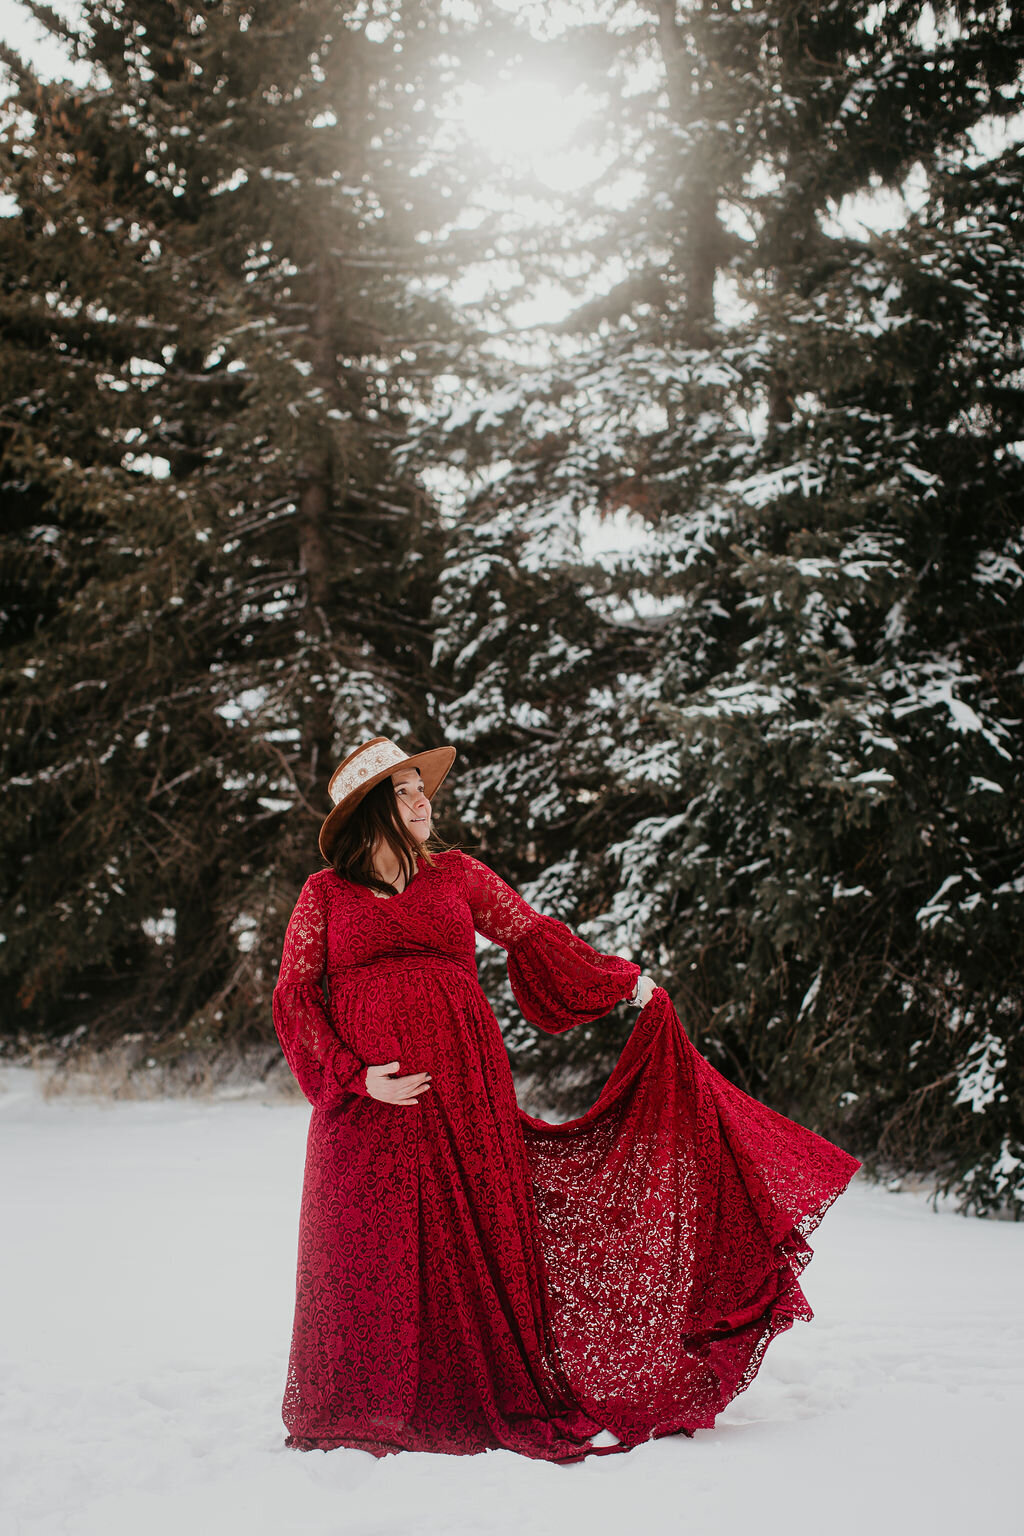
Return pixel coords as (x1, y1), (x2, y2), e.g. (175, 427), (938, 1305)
(318, 745), (457, 861)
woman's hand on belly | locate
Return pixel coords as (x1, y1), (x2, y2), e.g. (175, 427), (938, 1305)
(365, 1061), (432, 1106)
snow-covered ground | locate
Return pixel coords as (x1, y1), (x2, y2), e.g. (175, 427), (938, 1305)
(1, 1066), (1020, 1536)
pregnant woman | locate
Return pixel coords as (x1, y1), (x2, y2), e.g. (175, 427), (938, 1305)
(272, 735), (860, 1461)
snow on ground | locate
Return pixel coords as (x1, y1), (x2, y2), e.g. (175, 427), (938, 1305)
(1, 1065), (1021, 1536)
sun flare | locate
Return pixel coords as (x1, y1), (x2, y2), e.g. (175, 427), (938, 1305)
(453, 77), (601, 190)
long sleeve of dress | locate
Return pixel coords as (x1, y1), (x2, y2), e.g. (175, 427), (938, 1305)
(458, 850), (642, 1034)
(273, 873), (370, 1107)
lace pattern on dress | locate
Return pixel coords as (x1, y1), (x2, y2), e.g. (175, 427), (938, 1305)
(272, 872), (369, 1106)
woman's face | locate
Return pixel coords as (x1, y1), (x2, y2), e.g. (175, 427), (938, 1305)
(390, 766), (432, 844)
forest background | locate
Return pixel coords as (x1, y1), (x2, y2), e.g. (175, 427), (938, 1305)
(1, 0), (1022, 1218)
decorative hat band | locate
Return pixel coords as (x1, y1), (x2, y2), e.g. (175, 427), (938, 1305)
(327, 738), (423, 806)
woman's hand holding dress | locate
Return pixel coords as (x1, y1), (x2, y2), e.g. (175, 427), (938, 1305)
(627, 974), (658, 1008)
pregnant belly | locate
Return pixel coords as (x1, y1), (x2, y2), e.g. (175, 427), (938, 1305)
(327, 953), (483, 1072)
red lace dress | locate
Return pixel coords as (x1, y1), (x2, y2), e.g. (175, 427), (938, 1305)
(272, 847), (860, 1461)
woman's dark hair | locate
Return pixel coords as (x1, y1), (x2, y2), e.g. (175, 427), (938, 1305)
(329, 774), (455, 896)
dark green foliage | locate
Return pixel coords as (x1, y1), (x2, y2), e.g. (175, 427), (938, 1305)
(0, 1), (478, 1059)
(426, 2), (1024, 1216)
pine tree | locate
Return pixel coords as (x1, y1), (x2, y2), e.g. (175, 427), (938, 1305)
(0, 1), (488, 1076)
(425, 1), (1024, 1214)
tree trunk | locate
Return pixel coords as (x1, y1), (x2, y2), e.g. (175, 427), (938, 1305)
(651, 0), (720, 345)
(297, 252), (340, 786)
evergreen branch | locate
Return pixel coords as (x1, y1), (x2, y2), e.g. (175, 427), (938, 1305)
(259, 739), (322, 819)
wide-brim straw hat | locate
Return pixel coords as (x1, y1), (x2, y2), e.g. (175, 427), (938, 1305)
(318, 735), (457, 861)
